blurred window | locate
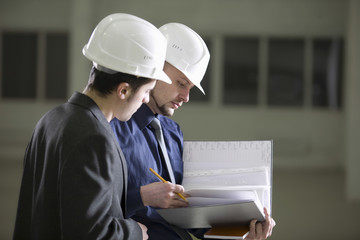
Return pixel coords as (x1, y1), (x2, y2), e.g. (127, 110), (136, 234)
(268, 38), (304, 107)
(1, 32), (37, 99)
(223, 37), (259, 105)
(221, 36), (344, 109)
(312, 38), (343, 109)
(0, 31), (69, 100)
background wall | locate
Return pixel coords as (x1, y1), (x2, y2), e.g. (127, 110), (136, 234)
(0, 0), (359, 239)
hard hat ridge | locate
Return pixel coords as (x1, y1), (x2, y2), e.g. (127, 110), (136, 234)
(82, 13), (171, 84)
(159, 23), (210, 94)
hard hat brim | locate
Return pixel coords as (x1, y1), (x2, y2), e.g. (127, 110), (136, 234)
(194, 82), (205, 95)
(179, 69), (205, 95)
(154, 70), (172, 84)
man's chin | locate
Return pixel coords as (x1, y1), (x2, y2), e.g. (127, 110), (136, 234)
(159, 107), (175, 117)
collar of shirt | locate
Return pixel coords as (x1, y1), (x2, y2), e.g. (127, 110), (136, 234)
(132, 104), (156, 130)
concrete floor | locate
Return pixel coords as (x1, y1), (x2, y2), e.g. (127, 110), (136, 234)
(271, 170), (360, 240)
(1, 159), (360, 240)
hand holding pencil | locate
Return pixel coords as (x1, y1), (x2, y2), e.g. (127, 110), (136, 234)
(149, 168), (188, 203)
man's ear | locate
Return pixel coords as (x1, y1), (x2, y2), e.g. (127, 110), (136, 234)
(117, 82), (131, 100)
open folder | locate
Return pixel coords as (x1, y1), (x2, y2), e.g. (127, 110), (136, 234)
(156, 140), (273, 239)
(156, 189), (265, 228)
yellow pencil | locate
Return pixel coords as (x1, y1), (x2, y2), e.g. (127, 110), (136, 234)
(149, 168), (188, 202)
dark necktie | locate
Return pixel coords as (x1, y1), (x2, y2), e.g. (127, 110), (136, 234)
(150, 118), (195, 240)
(150, 117), (176, 184)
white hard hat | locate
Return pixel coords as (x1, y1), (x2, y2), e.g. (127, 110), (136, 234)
(82, 13), (171, 84)
(159, 23), (210, 94)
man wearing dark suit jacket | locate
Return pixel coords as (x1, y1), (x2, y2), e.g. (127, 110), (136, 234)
(13, 13), (172, 240)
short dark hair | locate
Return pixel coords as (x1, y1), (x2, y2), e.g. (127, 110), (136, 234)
(86, 66), (153, 96)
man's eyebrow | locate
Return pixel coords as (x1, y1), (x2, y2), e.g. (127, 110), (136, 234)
(179, 77), (192, 86)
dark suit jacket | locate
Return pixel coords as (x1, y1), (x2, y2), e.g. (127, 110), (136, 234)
(13, 92), (142, 240)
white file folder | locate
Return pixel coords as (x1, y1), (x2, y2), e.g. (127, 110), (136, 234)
(182, 140), (273, 214)
(156, 140), (273, 239)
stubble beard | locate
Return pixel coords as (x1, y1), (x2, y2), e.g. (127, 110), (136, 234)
(150, 91), (174, 117)
(157, 104), (174, 117)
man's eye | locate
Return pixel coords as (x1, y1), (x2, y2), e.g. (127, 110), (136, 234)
(178, 81), (185, 87)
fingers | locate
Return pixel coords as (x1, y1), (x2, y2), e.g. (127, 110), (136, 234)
(182, 192), (191, 198)
(140, 181), (189, 208)
(247, 219), (266, 240)
(264, 207), (269, 217)
(256, 221), (263, 237)
(245, 219), (257, 239)
(262, 208), (271, 238)
(137, 222), (148, 240)
(269, 219), (275, 236)
(268, 217), (276, 236)
(169, 199), (189, 208)
(172, 183), (185, 194)
(246, 210), (276, 240)
(159, 184), (188, 208)
(261, 207), (276, 238)
(168, 191), (189, 208)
